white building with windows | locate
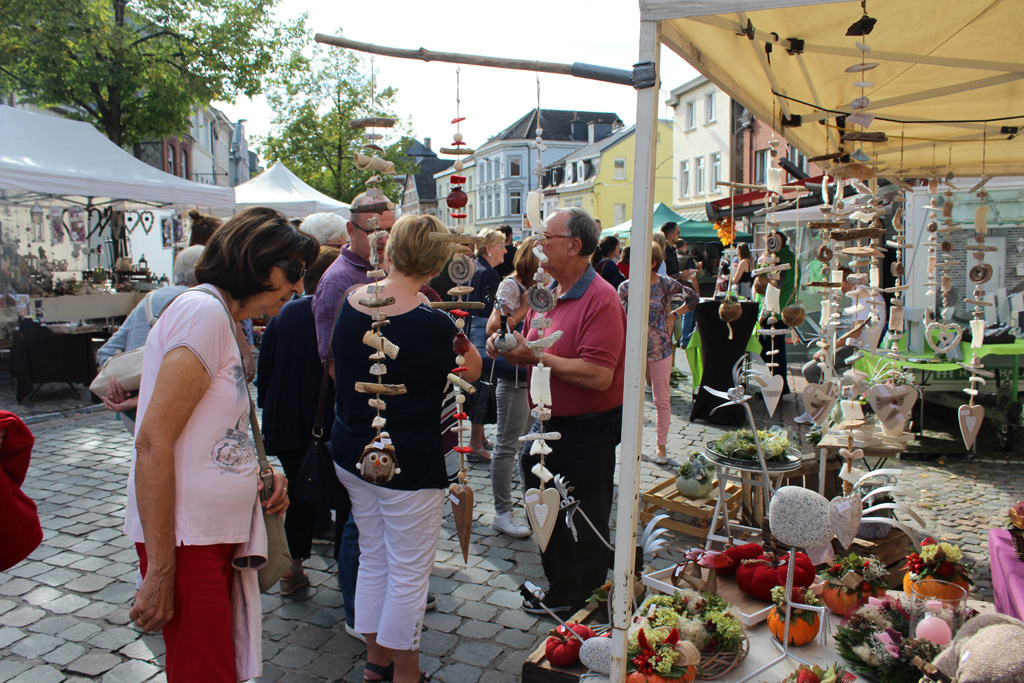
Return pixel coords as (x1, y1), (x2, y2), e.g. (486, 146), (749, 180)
(667, 76), (733, 220)
(434, 159), (476, 231)
(471, 109), (622, 235)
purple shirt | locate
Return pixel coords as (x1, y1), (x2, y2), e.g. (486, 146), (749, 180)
(312, 245), (374, 361)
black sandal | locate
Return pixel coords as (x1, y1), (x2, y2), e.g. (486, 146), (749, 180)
(363, 661), (394, 683)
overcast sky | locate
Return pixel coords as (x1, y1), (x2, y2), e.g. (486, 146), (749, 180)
(214, 0), (699, 159)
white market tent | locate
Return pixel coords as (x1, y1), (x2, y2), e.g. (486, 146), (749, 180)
(234, 161), (351, 220)
(607, 1), (1024, 677)
(0, 106), (235, 210)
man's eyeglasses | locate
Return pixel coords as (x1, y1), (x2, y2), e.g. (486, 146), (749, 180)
(274, 259), (305, 283)
(353, 223), (392, 235)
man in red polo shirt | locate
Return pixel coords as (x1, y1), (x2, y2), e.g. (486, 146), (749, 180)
(488, 207), (626, 615)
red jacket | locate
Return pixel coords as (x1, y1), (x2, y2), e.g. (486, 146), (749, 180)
(0, 412), (42, 571)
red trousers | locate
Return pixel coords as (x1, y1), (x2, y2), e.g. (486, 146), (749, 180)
(137, 542), (236, 683)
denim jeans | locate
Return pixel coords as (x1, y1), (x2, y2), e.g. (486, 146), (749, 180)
(680, 310), (696, 348)
(336, 513), (360, 627)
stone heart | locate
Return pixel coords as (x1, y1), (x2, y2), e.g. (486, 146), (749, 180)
(867, 384), (918, 435)
(448, 482), (474, 562)
(829, 495), (863, 549)
(803, 382), (839, 425)
(760, 373), (785, 417)
(925, 322), (963, 354)
(958, 404), (985, 450)
(524, 487), (560, 552)
(579, 636), (612, 674)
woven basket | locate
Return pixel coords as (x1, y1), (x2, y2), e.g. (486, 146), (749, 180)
(697, 633), (749, 680)
(1010, 527), (1024, 562)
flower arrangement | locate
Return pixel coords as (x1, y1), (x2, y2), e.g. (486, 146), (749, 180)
(903, 538), (974, 592)
(768, 586), (823, 646)
(771, 585), (823, 610)
(780, 663), (852, 683)
(711, 427), (794, 462)
(819, 553), (889, 615)
(677, 453), (710, 483)
(715, 217), (735, 247)
(834, 595), (944, 683)
(634, 591), (745, 655)
(627, 625), (700, 680)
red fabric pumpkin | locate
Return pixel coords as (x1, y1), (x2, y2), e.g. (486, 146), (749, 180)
(626, 667), (696, 683)
(735, 551), (815, 601)
(544, 623), (593, 667)
(719, 543), (764, 577)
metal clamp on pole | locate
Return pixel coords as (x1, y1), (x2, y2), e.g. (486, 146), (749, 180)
(631, 61), (657, 90)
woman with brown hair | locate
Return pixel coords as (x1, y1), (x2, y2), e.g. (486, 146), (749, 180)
(125, 206), (318, 682)
(731, 241), (754, 299)
(332, 214), (481, 683)
(484, 235), (540, 537)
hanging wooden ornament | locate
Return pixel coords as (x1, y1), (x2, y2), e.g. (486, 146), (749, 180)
(866, 384), (918, 436)
(958, 403), (984, 450)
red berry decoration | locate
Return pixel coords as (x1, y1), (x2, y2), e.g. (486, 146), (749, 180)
(453, 332), (471, 355)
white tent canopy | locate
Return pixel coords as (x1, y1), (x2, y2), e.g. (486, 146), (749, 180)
(234, 161), (351, 220)
(0, 106), (235, 210)
(643, 0), (1024, 177)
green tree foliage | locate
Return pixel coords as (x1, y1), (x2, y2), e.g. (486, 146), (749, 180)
(0, 0), (304, 146)
(259, 42), (416, 203)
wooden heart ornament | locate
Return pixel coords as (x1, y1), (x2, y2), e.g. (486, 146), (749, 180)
(803, 382), (839, 425)
(448, 482), (474, 562)
(866, 384), (918, 435)
(760, 373), (785, 417)
(958, 404), (984, 450)
(524, 486), (560, 552)
(140, 211), (155, 235)
(123, 211), (140, 234)
(925, 322), (963, 354)
(829, 495), (863, 549)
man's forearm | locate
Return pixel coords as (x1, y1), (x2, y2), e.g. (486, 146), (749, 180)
(542, 353), (614, 392)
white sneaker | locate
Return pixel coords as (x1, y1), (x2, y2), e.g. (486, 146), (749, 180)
(344, 622), (366, 643)
(793, 411), (815, 425)
(493, 512), (532, 538)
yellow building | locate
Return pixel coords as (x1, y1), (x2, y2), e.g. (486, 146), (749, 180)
(542, 120), (674, 229)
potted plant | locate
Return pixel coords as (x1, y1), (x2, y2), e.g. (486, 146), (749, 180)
(903, 539), (974, 600)
(767, 586), (823, 646)
(819, 553), (889, 616)
(709, 427), (795, 464)
(625, 625), (699, 682)
(676, 453), (713, 498)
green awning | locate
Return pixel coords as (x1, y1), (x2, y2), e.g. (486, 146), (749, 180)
(601, 202), (751, 243)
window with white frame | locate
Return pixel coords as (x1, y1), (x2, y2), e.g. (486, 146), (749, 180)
(694, 156), (705, 194)
(705, 92), (716, 123)
(565, 162), (574, 183)
(509, 190), (522, 215)
(787, 149), (809, 180)
(613, 158), (626, 181)
(685, 100), (696, 130)
(481, 160), (488, 183)
(679, 160), (689, 197)
(613, 203), (626, 225)
(509, 156), (521, 177)
(577, 161), (586, 181)
(754, 149), (769, 184)
(493, 159), (500, 180)
(710, 152), (721, 191)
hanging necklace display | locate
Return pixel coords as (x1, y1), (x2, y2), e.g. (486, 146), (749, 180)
(885, 131), (909, 362)
(351, 57), (405, 485)
(958, 131), (994, 450)
(518, 92), (563, 551)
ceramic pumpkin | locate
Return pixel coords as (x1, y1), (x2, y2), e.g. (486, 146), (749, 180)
(821, 582), (887, 616)
(768, 605), (820, 646)
(903, 573), (971, 600)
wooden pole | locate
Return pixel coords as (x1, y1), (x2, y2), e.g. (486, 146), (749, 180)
(314, 33), (635, 87)
(609, 17), (660, 683)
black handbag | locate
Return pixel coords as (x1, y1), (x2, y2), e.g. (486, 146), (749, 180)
(294, 303), (351, 513)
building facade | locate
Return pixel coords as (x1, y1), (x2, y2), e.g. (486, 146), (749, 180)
(434, 159), (476, 231)
(399, 138), (451, 218)
(541, 120), (675, 230)
(667, 77), (733, 220)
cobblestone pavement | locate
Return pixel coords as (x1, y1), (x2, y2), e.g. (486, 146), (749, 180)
(1, 356), (1017, 683)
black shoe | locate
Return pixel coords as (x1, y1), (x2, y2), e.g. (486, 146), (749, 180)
(519, 583), (571, 616)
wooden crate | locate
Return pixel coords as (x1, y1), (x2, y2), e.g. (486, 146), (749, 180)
(847, 527), (913, 589)
(640, 476), (742, 543)
(521, 602), (603, 683)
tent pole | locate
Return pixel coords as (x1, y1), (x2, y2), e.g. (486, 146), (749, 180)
(609, 17), (660, 683)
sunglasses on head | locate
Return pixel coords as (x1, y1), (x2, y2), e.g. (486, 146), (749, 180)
(274, 259), (305, 283)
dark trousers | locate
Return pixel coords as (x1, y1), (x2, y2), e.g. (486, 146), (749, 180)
(518, 406), (621, 609)
(759, 318), (791, 395)
(277, 447), (316, 560)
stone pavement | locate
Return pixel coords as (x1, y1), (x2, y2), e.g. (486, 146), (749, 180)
(1, 355), (1018, 682)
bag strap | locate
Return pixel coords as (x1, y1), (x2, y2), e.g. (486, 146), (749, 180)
(313, 293), (349, 439)
(142, 292), (155, 326)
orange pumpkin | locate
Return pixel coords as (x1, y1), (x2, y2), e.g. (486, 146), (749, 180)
(903, 573), (970, 600)
(821, 583), (887, 616)
(767, 606), (820, 646)
(626, 665), (697, 683)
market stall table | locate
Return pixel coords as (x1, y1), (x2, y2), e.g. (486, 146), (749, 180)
(690, 300), (760, 425)
(12, 328), (99, 402)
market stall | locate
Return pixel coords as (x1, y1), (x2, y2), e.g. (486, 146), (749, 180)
(233, 161), (351, 218)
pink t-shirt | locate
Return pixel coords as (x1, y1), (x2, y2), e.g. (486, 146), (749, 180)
(124, 284), (258, 546)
